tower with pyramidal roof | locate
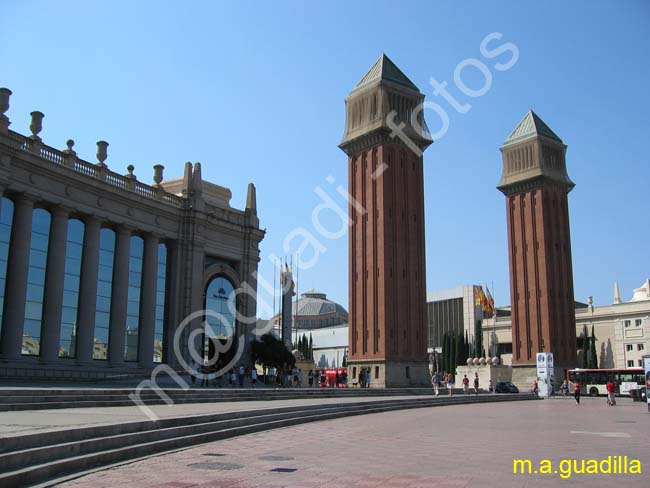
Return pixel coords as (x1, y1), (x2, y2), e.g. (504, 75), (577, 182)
(339, 54), (432, 387)
(498, 110), (578, 381)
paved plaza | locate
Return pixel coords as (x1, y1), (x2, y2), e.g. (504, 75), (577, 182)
(54, 397), (649, 488)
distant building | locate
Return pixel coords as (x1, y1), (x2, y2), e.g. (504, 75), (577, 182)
(269, 290), (348, 330)
(295, 324), (348, 369)
(482, 279), (650, 370)
(425, 285), (485, 351)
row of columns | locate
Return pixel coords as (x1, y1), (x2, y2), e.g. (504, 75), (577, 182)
(0, 192), (164, 368)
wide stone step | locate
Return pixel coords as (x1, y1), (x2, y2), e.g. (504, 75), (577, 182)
(0, 388), (439, 411)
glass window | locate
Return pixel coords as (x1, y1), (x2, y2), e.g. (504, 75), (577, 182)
(153, 243), (167, 363)
(59, 219), (84, 358)
(635, 319), (642, 327)
(639, 360), (643, 367)
(638, 344), (645, 351)
(93, 228), (115, 360)
(22, 208), (51, 356)
(626, 344), (633, 351)
(627, 360), (634, 367)
(124, 236), (143, 361)
(624, 320), (631, 328)
(204, 276), (236, 340)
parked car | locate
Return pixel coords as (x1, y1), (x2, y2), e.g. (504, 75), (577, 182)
(495, 381), (519, 393)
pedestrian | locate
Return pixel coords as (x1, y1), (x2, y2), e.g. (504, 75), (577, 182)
(298, 368), (303, 387)
(562, 379), (570, 396)
(286, 370), (292, 387)
(532, 379), (539, 397)
(229, 369), (236, 388)
(365, 367), (371, 388)
(335, 370), (340, 388)
(431, 371), (440, 396)
(462, 374), (469, 395)
(447, 373), (454, 396)
(238, 365), (245, 387)
(251, 367), (258, 388)
(488, 379), (493, 393)
(573, 381), (581, 405)
(606, 379), (616, 406)
(359, 368), (365, 388)
(473, 372), (479, 395)
(269, 366), (276, 386)
(308, 369), (314, 387)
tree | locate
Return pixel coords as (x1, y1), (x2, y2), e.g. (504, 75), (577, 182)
(342, 348), (348, 367)
(589, 325), (598, 369)
(442, 333), (449, 373)
(455, 331), (463, 367)
(308, 333), (313, 360)
(251, 333), (296, 369)
(581, 325), (589, 368)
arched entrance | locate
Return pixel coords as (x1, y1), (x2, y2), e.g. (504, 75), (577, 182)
(203, 275), (238, 371)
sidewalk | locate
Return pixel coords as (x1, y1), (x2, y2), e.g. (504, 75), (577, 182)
(0, 394), (431, 437)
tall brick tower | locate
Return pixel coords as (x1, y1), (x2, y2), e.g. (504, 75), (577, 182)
(497, 111), (577, 382)
(339, 54), (432, 387)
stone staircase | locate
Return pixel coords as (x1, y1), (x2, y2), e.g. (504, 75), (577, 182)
(0, 386), (455, 411)
(0, 394), (535, 487)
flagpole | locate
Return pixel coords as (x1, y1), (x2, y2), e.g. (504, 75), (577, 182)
(272, 257), (276, 337)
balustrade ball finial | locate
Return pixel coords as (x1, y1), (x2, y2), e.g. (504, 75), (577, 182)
(153, 164), (164, 186)
(96, 140), (109, 166)
(126, 164), (136, 179)
(66, 139), (75, 151)
(29, 111), (44, 140)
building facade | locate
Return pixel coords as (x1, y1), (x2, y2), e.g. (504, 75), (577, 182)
(497, 111), (578, 379)
(339, 54), (432, 387)
(482, 280), (650, 372)
(426, 285), (485, 351)
(0, 88), (264, 380)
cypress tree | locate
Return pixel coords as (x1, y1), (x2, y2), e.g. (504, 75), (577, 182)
(589, 325), (598, 369)
(308, 333), (313, 360)
(441, 333), (446, 372)
(456, 332), (463, 367)
(581, 325), (589, 368)
(450, 333), (457, 369)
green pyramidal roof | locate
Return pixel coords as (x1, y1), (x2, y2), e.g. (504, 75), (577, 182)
(354, 53), (419, 92)
(504, 110), (563, 145)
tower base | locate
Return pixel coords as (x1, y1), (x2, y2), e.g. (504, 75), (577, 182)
(511, 364), (571, 393)
(348, 359), (430, 388)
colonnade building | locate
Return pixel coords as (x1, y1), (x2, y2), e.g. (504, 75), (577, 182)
(0, 88), (264, 379)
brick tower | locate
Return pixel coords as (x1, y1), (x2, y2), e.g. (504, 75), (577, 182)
(497, 111), (577, 382)
(339, 54), (432, 387)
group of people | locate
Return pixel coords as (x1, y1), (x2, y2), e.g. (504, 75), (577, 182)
(533, 378), (617, 406)
(357, 367), (372, 388)
(430, 371), (481, 396)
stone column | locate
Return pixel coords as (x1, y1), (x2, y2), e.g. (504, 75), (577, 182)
(75, 216), (101, 362)
(39, 207), (69, 362)
(108, 225), (131, 365)
(163, 240), (180, 367)
(0, 195), (34, 359)
(138, 234), (159, 368)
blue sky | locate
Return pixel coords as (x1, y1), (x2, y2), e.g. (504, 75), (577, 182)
(1, 1), (649, 315)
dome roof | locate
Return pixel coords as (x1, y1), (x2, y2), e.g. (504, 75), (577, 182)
(293, 290), (348, 317)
